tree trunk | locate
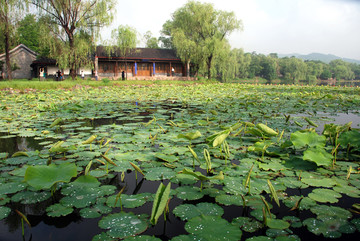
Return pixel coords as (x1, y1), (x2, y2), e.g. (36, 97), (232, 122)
(207, 54), (213, 80)
(186, 60), (190, 78)
(4, 15), (12, 80)
(69, 35), (76, 80)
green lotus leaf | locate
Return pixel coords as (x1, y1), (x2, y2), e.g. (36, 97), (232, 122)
(0, 195), (10, 205)
(24, 163), (77, 190)
(98, 212), (148, 239)
(258, 162), (286, 172)
(338, 130), (360, 148)
(290, 131), (326, 149)
(245, 236), (272, 241)
(155, 153), (178, 163)
(0, 206), (11, 220)
(310, 205), (352, 220)
(46, 203), (74, 217)
(250, 208), (276, 221)
(177, 130), (201, 141)
(282, 216), (302, 228)
(201, 187), (226, 197)
(171, 173), (198, 185)
(185, 215), (242, 241)
(176, 186), (204, 200)
(80, 202), (112, 218)
(333, 184), (360, 198)
(170, 234), (202, 241)
(351, 218), (360, 231)
(278, 177), (308, 189)
(60, 192), (98, 208)
(215, 194), (243, 206)
(303, 147), (333, 167)
(283, 196), (316, 210)
(173, 202), (224, 221)
(144, 167), (176, 181)
(123, 235), (162, 241)
(106, 193), (150, 209)
(92, 232), (116, 241)
(232, 217), (263, 233)
(223, 176), (247, 195)
(11, 190), (51, 204)
(308, 188), (342, 203)
(303, 217), (355, 238)
(301, 177), (337, 187)
(266, 219), (290, 229)
(0, 182), (27, 195)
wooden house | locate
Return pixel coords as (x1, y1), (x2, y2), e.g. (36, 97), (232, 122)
(95, 47), (187, 79)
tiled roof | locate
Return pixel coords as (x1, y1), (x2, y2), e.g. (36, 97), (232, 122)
(96, 46), (180, 60)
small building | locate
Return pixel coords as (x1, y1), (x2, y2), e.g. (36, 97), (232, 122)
(0, 44), (38, 79)
(95, 47), (188, 79)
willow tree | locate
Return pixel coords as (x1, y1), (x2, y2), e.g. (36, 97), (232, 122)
(0, 0), (26, 80)
(108, 25), (137, 80)
(31, 0), (115, 79)
(163, 1), (243, 79)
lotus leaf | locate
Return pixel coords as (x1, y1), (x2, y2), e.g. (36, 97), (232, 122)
(283, 196), (316, 210)
(98, 212), (148, 239)
(171, 173), (198, 185)
(92, 232), (116, 241)
(232, 217), (263, 233)
(46, 203), (74, 217)
(282, 216), (302, 228)
(176, 186), (204, 200)
(0, 206), (11, 220)
(310, 205), (352, 220)
(266, 219), (290, 230)
(170, 234), (202, 241)
(80, 202), (112, 218)
(351, 218), (360, 231)
(303, 147), (333, 167)
(301, 177), (337, 187)
(185, 215), (242, 241)
(173, 202), (224, 221)
(308, 188), (342, 203)
(0, 182), (27, 195)
(177, 131), (201, 141)
(24, 163), (77, 190)
(303, 217), (356, 238)
(155, 153), (178, 163)
(245, 236), (272, 241)
(11, 190), (51, 204)
(106, 193), (150, 209)
(250, 208), (276, 221)
(338, 130), (360, 148)
(290, 131), (326, 149)
(123, 236), (162, 241)
(144, 167), (176, 181)
(215, 194), (243, 206)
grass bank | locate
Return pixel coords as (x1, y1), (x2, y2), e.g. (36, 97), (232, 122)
(0, 78), (212, 91)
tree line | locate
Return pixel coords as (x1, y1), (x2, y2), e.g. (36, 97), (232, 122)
(1, 0), (359, 82)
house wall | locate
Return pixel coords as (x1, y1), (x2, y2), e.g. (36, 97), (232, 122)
(0, 48), (37, 79)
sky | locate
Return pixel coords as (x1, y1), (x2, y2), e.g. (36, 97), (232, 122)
(102, 0), (360, 60)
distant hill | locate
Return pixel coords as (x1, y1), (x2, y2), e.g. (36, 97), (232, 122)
(278, 53), (360, 64)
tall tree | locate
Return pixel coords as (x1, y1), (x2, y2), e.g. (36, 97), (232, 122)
(144, 31), (159, 49)
(0, 0), (26, 80)
(31, 0), (115, 79)
(109, 25), (137, 80)
(163, 0), (242, 79)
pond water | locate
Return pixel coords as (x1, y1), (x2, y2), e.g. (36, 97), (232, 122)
(0, 98), (359, 241)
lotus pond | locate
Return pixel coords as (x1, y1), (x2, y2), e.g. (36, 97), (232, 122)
(0, 83), (360, 241)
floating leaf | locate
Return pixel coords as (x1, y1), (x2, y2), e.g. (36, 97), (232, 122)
(301, 177), (337, 188)
(173, 202), (224, 221)
(290, 131), (326, 149)
(266, 219), (290, 230)
(303, 147), (333, 167)
(98, 212), (148, 239)
(46, 203), (74, 217)
(0, 206), (11, 220)
(178, 131), (201, 141)
(176, 186), (204, 200)
(185, 215), (242, 241)
(24, 163), (77, 190)
(232, 217), (263, 233)
(308, 188), (342, 203)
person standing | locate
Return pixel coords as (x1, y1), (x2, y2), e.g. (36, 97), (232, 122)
(39, 68), (44, 81)
(81, 71), (85, 80)
(171, 67), (175, 76)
